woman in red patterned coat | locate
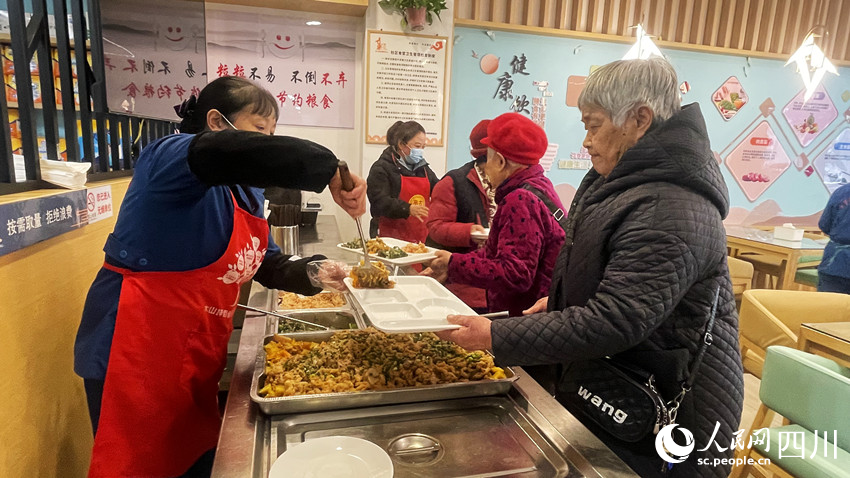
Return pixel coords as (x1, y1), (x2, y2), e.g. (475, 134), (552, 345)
(423, 113), (565, 316)
(425, 119), (496, 312)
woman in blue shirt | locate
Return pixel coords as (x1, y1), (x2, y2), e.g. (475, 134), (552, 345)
(74, 76), (365, 478)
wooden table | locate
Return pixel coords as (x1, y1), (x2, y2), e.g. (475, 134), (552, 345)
(797, 322), (850, 369)
(726, 225), (827, 290)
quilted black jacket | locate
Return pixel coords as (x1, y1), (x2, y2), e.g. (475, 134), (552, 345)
(491, 104), (744, 477)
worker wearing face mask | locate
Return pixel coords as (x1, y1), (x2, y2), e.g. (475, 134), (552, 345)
(367, 120), (439, 243)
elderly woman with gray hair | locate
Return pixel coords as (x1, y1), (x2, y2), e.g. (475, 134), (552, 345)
(437, 57), (743, 477)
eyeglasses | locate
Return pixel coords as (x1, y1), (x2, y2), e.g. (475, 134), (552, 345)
(405, 142), (426, 149)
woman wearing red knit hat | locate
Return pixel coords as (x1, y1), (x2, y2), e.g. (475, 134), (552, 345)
(423, 113), (566, 317)
(425, 119), (497, 312)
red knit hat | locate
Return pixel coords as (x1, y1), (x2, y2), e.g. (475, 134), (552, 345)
(469, 119), (491, 158)
(480, 113), (548, 165)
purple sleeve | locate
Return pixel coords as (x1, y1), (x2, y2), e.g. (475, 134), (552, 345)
(447, 190), (544, 293)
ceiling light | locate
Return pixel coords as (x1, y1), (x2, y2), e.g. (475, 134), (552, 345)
(786, 30), (839, 102)
(622, 24), (663, 60)
(306, 21), (321, 26)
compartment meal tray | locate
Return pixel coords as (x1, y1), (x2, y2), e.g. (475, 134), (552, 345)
(344, 275), (474, 333)
(337, 237), (437, 266)
(250, 331), (517, 415)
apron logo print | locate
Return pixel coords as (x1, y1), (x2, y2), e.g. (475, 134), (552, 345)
(218, 236), (266, 284)
(409, 194), (426, 206)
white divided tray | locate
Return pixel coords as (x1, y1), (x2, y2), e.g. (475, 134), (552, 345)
(337, 237), (438, 266)
(343, 276), (472, 332)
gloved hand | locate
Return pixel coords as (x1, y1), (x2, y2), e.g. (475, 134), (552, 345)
(254, 253), (328, 295)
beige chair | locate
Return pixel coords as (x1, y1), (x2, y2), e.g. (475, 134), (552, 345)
(728, 256), (754, 310)
(738, 289), (850, 378)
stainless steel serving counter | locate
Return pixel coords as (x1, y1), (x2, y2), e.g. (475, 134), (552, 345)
(211, 216), (637, 478)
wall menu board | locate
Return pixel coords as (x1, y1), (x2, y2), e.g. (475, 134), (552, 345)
(204, 5), (357, 129)
(366, 30), (448, 146)
(448, 26), (850, 224)
(100, 0), (208, 121)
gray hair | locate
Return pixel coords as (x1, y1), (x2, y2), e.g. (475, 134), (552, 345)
(578, 57), (681, 127)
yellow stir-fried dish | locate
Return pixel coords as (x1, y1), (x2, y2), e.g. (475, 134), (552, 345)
(402, 242), (428, 253)
(349, 260), (394, 289)
(279, 292), (346, 309)
(258, 328), (506, 398)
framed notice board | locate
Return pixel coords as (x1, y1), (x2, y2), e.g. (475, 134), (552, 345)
(366, 30), (448, 146)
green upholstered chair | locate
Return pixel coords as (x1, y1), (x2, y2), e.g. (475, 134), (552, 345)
(730, 346), (850, 478)
(737, 253), (822, 289)
(794, 268), (819, 289)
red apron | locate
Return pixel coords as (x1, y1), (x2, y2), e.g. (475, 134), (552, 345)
(88, 193), (268, 478)
(379, 174), (431, 243)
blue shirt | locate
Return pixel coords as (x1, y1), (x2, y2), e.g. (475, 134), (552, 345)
(75, 134), (278, 378)
(819, 183), (850, 279)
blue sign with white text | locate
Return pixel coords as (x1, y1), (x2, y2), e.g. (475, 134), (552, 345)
(0, 190), (88, 257)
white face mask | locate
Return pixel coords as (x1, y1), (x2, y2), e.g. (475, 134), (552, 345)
(220, 113), (238, 131)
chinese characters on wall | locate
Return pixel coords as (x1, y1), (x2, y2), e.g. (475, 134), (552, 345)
(205, 6), (356, 129)
(101, 0), (208, 120)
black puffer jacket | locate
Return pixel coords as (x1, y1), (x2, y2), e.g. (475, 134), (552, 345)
(491, 104), (743, 477)
(367, 146), (439, 236)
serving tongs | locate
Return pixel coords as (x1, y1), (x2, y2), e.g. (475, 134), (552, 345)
(236, 304), (328, 330)
(337, 161), (384, 286)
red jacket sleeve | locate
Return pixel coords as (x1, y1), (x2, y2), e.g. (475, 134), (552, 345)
(426, 176), (474, 248)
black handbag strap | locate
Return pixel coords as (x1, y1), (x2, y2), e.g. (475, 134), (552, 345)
(520, 184), (570, 231)
(667, 285), (721, 423)
(684, 285), (721, 390)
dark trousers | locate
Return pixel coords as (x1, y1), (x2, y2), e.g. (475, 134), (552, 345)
(83, 378), (216, 478)
(818, 272), (850, 294)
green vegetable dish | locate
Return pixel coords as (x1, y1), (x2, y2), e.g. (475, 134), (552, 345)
(377, 246), (408, 259)
(341, 237), (363, 249)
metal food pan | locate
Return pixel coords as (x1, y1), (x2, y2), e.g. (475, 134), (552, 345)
(267, 310), (363, 335)
(275, 291), (350, 313)
(250, 331), (517, 415)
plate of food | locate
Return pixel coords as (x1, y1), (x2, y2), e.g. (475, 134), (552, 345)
(343, 275), (471, 332)
(338, 236), (438, 266)
(269, 436), (392, 478)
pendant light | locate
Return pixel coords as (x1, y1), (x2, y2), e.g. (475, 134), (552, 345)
(785, 1), (839, 102)
(622, 24), (663, 60)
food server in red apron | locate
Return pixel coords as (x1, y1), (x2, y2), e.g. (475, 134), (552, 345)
(367, 120), (439, 243)
(74, 77), (366, 478)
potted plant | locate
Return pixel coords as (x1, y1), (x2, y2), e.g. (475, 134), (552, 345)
(378, 0), (448, 32)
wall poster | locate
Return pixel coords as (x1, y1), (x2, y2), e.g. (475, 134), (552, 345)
(101, 0), (208, 121)
(205, 5), (357, 129)
(366, 30), (448, 146)
(448, 26), (850, 226)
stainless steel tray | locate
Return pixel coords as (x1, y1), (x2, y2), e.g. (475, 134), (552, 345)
(267, 396), (575, 477)
(266, 310), (363, 335)
(250, 331), (518, 415)
(275, 291), (350, 313)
